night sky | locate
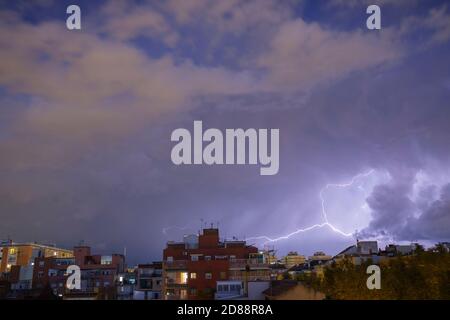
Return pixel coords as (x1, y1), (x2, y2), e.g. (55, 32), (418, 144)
(1, 0), (450, 265)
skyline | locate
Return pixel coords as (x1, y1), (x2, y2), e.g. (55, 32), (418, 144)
(1, 0), (450, 265)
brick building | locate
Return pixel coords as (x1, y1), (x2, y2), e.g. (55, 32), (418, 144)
(134, 262), (162, 300)
(32, 245), (125, 299)
(162, 228), (270, 300)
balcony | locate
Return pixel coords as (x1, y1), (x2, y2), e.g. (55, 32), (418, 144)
(139, 272), (161, 278)
(163, 260), (187, 270)
(229, 259), (269, 270)
(165, 278), (188, 289)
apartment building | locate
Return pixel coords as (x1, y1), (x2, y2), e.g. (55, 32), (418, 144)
(0, 241), (73, 274)
(282, 251), (306, 268)
(134, 262), (162, 300)
(162, 228), (269, 300)
(32, 245), (125, 299)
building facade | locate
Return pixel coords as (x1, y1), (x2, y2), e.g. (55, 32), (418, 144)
(162, 228), (269, 300)
(282, 251), (306, 268)
(32, 245), (125, 299)
(134, 262), (162, 300)
(0, 241), (73, 274)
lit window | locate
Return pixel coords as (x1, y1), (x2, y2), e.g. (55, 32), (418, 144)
(180, 272), (188, 284)
(190, 272), (197, 279)
(220, 272), (226, 279)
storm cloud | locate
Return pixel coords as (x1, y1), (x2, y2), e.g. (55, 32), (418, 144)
(0, 0), (449, 264)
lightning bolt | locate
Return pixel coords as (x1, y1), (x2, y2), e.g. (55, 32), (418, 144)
(247, 169), (375, 244)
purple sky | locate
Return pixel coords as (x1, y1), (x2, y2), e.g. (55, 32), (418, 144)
(0, 0), (450, 264)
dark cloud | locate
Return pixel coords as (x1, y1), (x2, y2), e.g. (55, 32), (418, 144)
(0, 1), (450, 264)
(361, 182), (450, 242)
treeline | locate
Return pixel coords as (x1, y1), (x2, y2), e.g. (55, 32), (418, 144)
(310, 245), (450, 300)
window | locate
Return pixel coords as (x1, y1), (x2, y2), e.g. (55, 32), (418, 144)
(218, 285), (229, 292)
(190, 288), (197, 296)
(230, 284), (241, 292)
(191, 255), (199, 261)
(190, 272), (197, 279)
(220, 272), (226, 279)
(205, 256), (211, 261)
(48, 269), (57, 277)
(180, 272), (188, 284)
(101, 255), (112, 265)
(8, 248), (17, 264)
(205, 272), (212, 280)
(167, 256), (173, 262)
